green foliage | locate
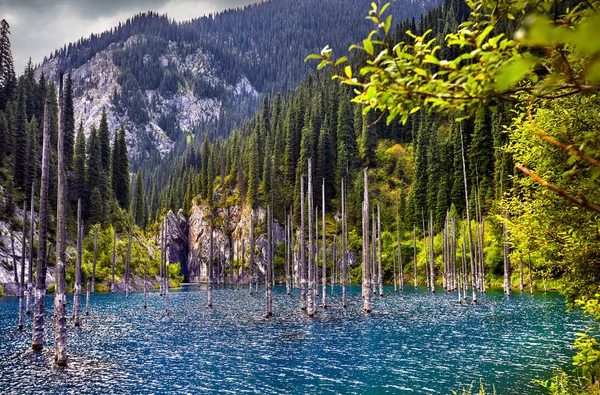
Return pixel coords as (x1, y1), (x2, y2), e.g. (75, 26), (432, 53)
(0, 284), (3, 297)
(452, 380), (496, 395)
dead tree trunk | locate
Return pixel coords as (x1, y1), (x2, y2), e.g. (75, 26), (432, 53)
(111, 228), (117, 293)
(362, 168), (372, 313)
(519, 255), (524, 292)
(528, 254), (533, 294)
(286, 211), (291, 295)
(73, 199), (82, 327)
(300, 175), (307, 311)
(91, 227), (98, 294)
(341, 177), (347, 308)
(398, 208), (403, 291)
(18, 201), (27, 330)
(143, 265), (147, 309)
(265, 206), (273, 318)
(503, 210), (511, 296)
(371, 209), (376, 295)
(26, 184), (35, 315)
(413, 224), (417, 287)
(85, 281), (90, 316)
(460, 125), (477, 302)
(377, 204), (383, 296)
(208, 218), (213, 308)
(32, 100), (51, 351)
(429, 211), (435, 294)
(125, 226), (132, 299)
(249, 211), (255, 296)
(322, 179), (327, 308)
(307, 159), (316, 317)
(315, 205), (319, 298)
(54, 73), (68, 366)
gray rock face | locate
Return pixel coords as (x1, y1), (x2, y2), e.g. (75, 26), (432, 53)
(166, 209), (189, 281)
(186, 202), (284, 284)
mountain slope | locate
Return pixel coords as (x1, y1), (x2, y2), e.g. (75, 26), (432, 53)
(34, 0), (435, 165)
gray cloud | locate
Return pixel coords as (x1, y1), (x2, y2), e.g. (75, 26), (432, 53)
(1, 0), (259, 72)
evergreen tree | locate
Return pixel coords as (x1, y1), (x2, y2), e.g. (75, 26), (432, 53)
(246, 131), (260, 208)
(111, 126), (130, 209)
(13, 78), (27, 190)
(317, 119), (335, 203)
(0, 19), (16, 110)
(63, 73), (75, 170)
(132, 170), (147, 227)
(413, 112), (428, 219)
(88, 187), (103, 225)
(336, 92), (355, 190)
(360, 111), (378, 167)
(26, 115), (39, 196)
(0, 111), (6, 167)
(468, 107), (494, 206)
(98, 109), (111, 173)
(73, 121), (86, 201)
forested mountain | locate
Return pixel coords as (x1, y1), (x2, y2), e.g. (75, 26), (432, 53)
(32, 0), (435, 167)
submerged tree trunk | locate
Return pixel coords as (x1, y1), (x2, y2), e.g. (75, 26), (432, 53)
(519, 255), (524, 292)
(315, 205), (319, 298)
(362, 168), (372, 313)
(249, 212), (255, 295)
(398, 210), (403, 291)
(208, 219), (213, 308)
(159, 219), (164, 296)
(32, 101), (51, 351)
(528, 254), (533, 294)
(265, 206), (273, 318)
(18, 201), (27, 330)
(143, 265), (147, 309)
(10, 230), (17, 284)
(429, 211), (435, 294)
(91, 227), (98, 294)
(85, 281), (90, 316)
(413, 224), (417, 287)
(300, 176), (307, 311)
(73, 199), (82, 327)
(165, 219), (169, 313)
(371, 209), (376, 295)
(54, 74), (68, 366)
(503, 210), (511, 296)
(307, 159), (316, 317)
(322, 180), (327, 308)
(26, 185), (35, 315)
(112, 228), (117, 293)
(377, 204), (383, 296)
(341, 178), (347, 308)
(460, 125), (477, 303)
(286, 211), (291, 295)
(125, 227), (132, 300)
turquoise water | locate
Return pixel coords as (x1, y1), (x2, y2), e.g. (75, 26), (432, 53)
(0, 285), (589, 394)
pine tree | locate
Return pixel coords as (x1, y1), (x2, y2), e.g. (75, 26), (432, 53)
(132, 170), (147, 227)
(111, 126), (130, 209)
(468, 107), (494, 206)
(360, 112), (378, 167)
(26, 115), (39, 197)
(98, 109), (111, 173)
(73, 120), (86, 201)
(0, 111), (6, 166)
(63, 73), (75, 171)
(13, 78), (27, 190)
(0, 20), (16, 110)
(317, 120), (335, 203)
(88, 187), (103, 225)
(336, 92), (355, 192)
(413, 111), (428, 219)
(247, 132), (260, 208)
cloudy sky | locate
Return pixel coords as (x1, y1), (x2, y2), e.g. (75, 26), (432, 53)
(1, 0), (260, 72)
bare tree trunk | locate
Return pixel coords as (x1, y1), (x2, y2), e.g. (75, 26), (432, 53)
(165, 219), (170, 313)
(362, 168), (372, 313)
(422, 214), (429, 290)
(452, 216), (457, 292)
(143, 265), (147, 309)
(300, 175), (307, 311)
(519, 255), (524, 292)
(307, 159), (316, 317)
(460, 125), (477, 303)
(341, 177), (347, 308)
(322, 179), (327, 308)
(371, 209), (376, 295)
(10, 229), (17, 284)
(208, 219), (213, 308)
(91, 227), (98, 294)
(315, 205), (319, 298)
(32, 100), (51, 351)
(85, 281), (90, 316)
(429, 211), (435, 294)
(159, 219), (163, 296)
(286, 211), (291, 295)
(26, 185), (35, 315)
(377, 204), (383, 296)
(398, 209), (403, 291)
(73, 199), (82, 327)
(503, 210), (511, 296)
(249, 211), (254, 296)
(112, 228), (117, 293)
(413, 224), (417, 287)
(461, 220), (468, 301)
(265, 206), (273, 318)
(53, 74), (68, 366)
(528, 254), (533, 294)
(18, 201), (27, 330)
(241, 241), (245, 289)
(125, 226), (132, 300)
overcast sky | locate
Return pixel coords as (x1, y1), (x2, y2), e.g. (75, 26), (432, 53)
(1, 0), (261, 72)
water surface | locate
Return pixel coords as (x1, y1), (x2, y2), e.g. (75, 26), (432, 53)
(0, 285), (589, 394)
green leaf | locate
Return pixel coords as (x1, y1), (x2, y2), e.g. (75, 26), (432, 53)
(363, 39), (375, 56)
(304, 54), (322, 63)
(344, 65), (353, 79)
(335, 56), (348, 66)
(384, 15), (393, 35)
(495, 55), (538, 92)
(476, 25), (495, 48)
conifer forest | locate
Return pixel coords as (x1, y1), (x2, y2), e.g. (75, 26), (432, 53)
(1, 0), (600, 393)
